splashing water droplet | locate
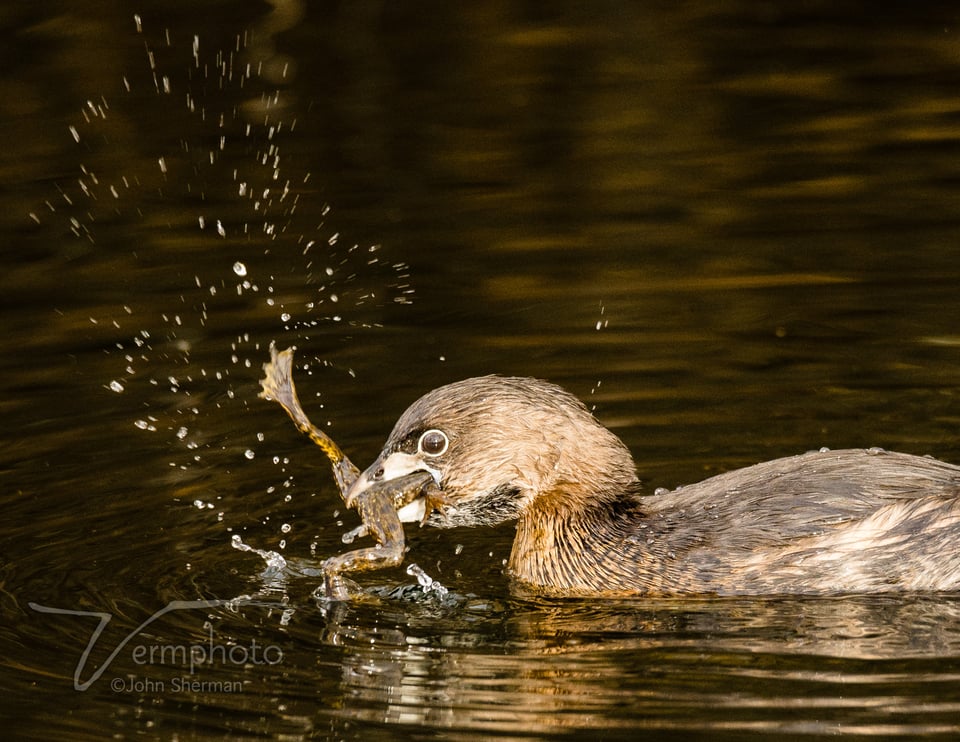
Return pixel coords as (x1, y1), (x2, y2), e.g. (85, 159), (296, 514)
(406, 563), (449, 597)
(230, 535), (288, 573)
(244, 449), (255, 460)
(108, 380), (125, 393)
(341, 524), (366, 544)
(233, 261), (247, 276)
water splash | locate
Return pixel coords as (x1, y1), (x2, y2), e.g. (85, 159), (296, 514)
(405, 563), (449, 599)
(341, 524), (368, 544)
(30, 11), (421, 580)
(231, 534), (287, 570)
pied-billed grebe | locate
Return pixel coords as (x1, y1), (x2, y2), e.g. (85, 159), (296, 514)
(346, 375), (960, 596)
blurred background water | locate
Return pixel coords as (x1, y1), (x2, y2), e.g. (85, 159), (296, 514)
(4, 1), (960, 739)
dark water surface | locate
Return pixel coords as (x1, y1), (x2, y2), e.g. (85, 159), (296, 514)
(4, 1), (960, 739)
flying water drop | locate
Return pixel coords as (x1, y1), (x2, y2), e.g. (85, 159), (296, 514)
(406, 563), (448, 598)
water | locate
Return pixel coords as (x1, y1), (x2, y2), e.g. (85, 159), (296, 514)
(4, 1), (960, 739)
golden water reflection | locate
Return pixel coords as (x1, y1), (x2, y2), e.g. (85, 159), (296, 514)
(301, 594), (960, 737)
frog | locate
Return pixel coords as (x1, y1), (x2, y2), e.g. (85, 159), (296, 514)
(259, 342), (446, 599)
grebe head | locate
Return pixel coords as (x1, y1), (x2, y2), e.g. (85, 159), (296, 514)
(346, 375), (638, 527)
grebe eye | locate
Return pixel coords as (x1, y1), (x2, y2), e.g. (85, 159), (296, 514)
(417, 429), (449, 457)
